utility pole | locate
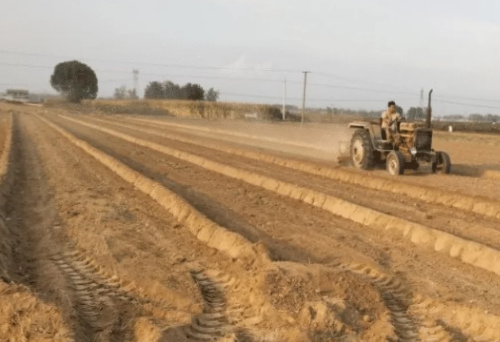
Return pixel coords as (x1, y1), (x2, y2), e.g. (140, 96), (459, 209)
(282, 77), (287, 121)
(420, 88), (424, 108)
(133, 69), (139, 98)
(301, 71), (309, 124)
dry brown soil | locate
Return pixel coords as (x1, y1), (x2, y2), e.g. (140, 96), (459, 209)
(2, 103), (500, 342)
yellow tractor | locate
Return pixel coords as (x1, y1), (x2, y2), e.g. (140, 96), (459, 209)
(347, 92), (451, 175)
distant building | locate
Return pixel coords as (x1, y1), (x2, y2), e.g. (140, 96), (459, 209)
(2, 89), (30, 103)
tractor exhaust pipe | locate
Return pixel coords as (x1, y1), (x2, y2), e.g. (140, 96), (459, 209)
(426, 89), (433, 128)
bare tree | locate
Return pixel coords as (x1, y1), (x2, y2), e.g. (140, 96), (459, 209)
(205, 88), (220, 102)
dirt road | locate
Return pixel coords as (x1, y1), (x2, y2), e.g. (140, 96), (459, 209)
(2, 103), (500, 341)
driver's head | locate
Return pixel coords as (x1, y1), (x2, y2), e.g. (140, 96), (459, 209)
(388, 101), (396, 114)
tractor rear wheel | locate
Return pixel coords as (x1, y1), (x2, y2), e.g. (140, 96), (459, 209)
(350, 129), (374, 170)
(386, 151), (405, 175)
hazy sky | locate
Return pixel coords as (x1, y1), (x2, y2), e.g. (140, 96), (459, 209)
(1, 0), (500, 114)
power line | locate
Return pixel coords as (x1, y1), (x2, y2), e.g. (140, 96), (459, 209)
(0, 49), (425, 93)
(0, 49), (300, 73)
(222, 92), (416, 103)
(0, 78), (130, 85)
(0, 61), (423, 96)
(223, 92), (290, 100)
(313, 71), (418, 93)
(434, 99), (500, 110)
(140, 72), (288, 83)
(436, 94), (500, 104)
(0, 61), (295, 82)
(0, 62), (132, 75)
(0, 62), (53, 70)
(308, 82), (417, 96)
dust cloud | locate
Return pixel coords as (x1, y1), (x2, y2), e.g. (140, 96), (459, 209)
(150, 117), (353, 162)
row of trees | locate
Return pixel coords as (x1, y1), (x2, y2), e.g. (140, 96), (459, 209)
(324, 105), (499, 123)
(144, 81), (219, 102)
(324, 105), (406, 119)
(114, 86), (138, 100)
(406, 107), (426, 120)
(443, 114), (500, 123)
(324, 106), (427, 120)
(48, 60), (221, 103)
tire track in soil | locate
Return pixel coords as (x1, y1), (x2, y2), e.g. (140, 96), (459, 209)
(50, 246), (193, 341)
(186, 269), (257, 342)
(340, 263), (463, 342)
(6, 113), (130, 341)
(26, 113), (210, 314)
(339, 263), (420, 342)
(55, 246), (202, 329)
(0, 110), (74, 341)
(8, 113), (194, 342)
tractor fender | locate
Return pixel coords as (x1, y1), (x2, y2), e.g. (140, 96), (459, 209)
(348, 121), (371, 129)
(348, 122), (378, 150)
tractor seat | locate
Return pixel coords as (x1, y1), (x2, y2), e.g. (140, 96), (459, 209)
(373, 125), (394, 149)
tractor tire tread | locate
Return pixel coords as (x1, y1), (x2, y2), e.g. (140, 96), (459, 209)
(350, 129), (375, 170)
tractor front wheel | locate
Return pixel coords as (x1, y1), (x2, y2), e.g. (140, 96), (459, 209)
(432, 152), (451, 174)
(350, 129), (374, 170)
(386, 151), (405, 176)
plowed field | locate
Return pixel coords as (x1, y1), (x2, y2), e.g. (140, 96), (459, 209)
(1, 103), (500, 342)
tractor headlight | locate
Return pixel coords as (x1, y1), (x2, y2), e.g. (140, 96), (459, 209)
(410, 147), (417, 155)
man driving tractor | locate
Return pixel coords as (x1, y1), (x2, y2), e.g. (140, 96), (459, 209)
(381, 101), (402, 142)
(347, 96), (452, 175)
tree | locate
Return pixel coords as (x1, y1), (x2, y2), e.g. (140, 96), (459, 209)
(114, 85), (127, 99)
(127, 89), (138, 99)
(396, 105), (404, 116)
(205, 88), (220, 102)
(115, 86), (138, 99)
(181, 83), (205, 101)
(144, 80), (208, 101)
(443, 115), (465, 121)
(407, 107), (426, 121)
(144, 81), (165, 99)
(50, 60), (98, 103)
(164, 81), (182, 99)
(469, 114), (485, 122)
